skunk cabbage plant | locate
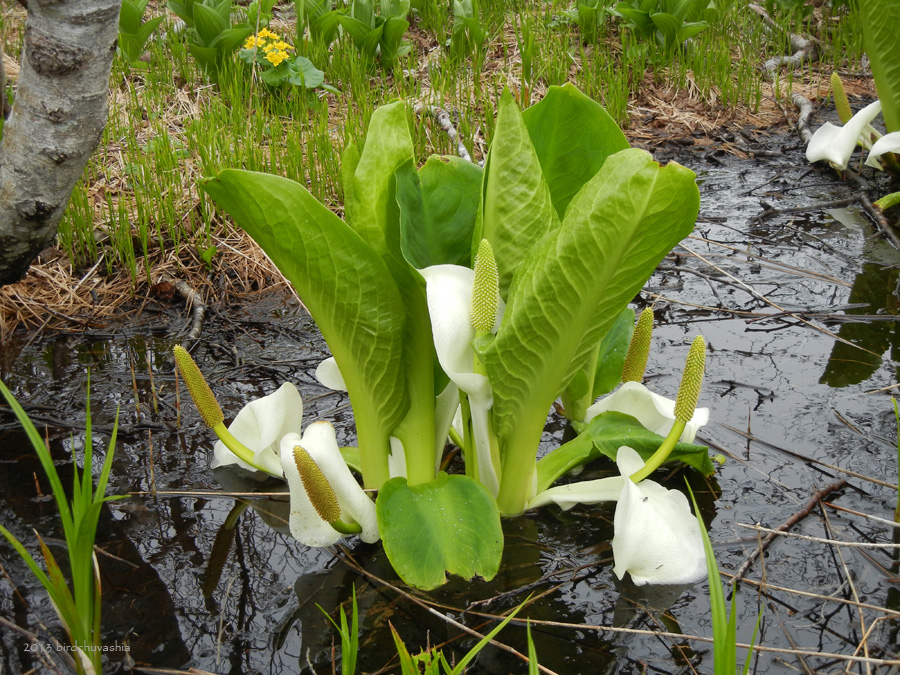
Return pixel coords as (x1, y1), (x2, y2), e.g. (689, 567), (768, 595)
(196, 84), (713, 589)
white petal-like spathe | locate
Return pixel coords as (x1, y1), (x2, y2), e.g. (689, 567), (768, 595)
(611, 447), (706, 586)
(314, 357), (347, 391)
(526, 476), (624, 510)
(419, 264), (502, 495)
(865, 131), (900, 169)
(419, 265), (491, 397)
(280, 422), (379, 547)
(584, 381), (709, 443)
(212, 382), (303, 476)
(388, 436), (407, 478)
(806, 100), (882, 169)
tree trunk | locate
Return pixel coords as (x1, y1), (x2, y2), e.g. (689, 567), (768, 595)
(0, 0), (121, 287)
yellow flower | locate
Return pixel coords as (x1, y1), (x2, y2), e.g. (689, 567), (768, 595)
(265, 50), (287, 67)
(274, 40), (294, 51)
(262, 42), (277, 52)
(244, 36), (257, 49)
(258, 27), (276, 39)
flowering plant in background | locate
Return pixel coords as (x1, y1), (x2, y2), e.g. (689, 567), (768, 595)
(239, 28), (337, 93)
(190, 84), (717, 590)
(806, 73), (900, 211)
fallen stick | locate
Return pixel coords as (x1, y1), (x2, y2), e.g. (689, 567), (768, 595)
(415, 103), (480, 165)
(158, 273), (208, 344)
(729, 478), (847, 586)
(748, 3), (817, 143)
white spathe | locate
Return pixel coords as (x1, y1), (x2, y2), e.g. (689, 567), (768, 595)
(279, 421), (379, 547)
(805, 100), (883, 169)
(584, 381), (709, 443)
(314, 356), (347, 391)
(525, 475), (623, 510)
(419, 264), (503, 496)
(211, 381), (303, 476)
(865, 131), (900, 169)
(612, 447), (707, 586)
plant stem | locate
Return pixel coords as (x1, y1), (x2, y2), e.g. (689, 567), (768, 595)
(629, 420), (686, 483)
(212, 422), (280, 476)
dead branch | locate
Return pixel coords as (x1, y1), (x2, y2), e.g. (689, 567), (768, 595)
(730, 479), (847, 586)
(748, 3), (817, 143)
(158, 273), (208, 344)
(415, 103), (480, 165)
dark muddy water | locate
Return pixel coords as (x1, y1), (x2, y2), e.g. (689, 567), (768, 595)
(2, 131), (899, 674)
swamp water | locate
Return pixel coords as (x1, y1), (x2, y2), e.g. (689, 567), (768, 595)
(1, 132), (899, 674)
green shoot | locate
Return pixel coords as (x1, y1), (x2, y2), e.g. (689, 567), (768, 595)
(318, 586), (359, 675)
(0, 375), (124, 675)
(687, 484), (759, 675)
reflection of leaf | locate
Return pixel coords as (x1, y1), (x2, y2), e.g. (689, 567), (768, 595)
(820, 263), (899, 387)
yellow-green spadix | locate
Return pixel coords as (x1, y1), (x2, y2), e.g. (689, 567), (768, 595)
(173, 345), (298, 476)
(279, 421), (379, 547)
(621, 307), (653, 383)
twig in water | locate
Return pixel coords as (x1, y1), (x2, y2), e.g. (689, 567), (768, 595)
(158, 273), (208, 345)
(730, 479), (847, 585)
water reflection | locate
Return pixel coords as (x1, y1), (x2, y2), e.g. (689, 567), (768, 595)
(820, 262), (900, 387)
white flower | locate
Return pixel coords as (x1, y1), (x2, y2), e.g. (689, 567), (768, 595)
(584, 381), (709, 443)
(612, 447), (706, 585)
(806, 100), (882, 169)
(865, 131), (900, 170)
(526, 446), (706, 586)
(419, 264), (504, 496)
(211, 382), (303, 476)
(279, 421), (379, 547)
(314, 357), (347, 391)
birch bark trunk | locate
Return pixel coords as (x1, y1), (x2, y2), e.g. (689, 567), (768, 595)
(0, 0), (121, 286)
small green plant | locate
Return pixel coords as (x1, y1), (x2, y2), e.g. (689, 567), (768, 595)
(295, 0), (344, 47)
(613, 0), (714, 59)
(320, 586), (534, 675)
(762, 0), (813, 24)
(449, 0), (487, 63)
(239, 28), (337, 92)
(241, 0), (278, 29)
(337, 0), (412, 67)
(319, 587), (359, 675)
(118, 0), (166, 69)
(565, 0), (609, 44)
(688, 486), (759, 675)
(167, 0), (253, 83)
(0, 377), (122, 675)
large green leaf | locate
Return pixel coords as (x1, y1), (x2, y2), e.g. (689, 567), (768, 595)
(120, 0), (144, 34)
(200, 170), (409, 484)
(343, 101), (414, 258)
(484, 149), (699, 513)
(377, 473), (503, 590)
(340, 101), (439, 485)
(479, 89), (558, 298)
(859, 0), (900, 133)
(522, 84), (629, 219)
(560, 306), (634, 422)
(535, 411), (714, 494)
(396, 156), (482, 269)
(193, 3), (227, 46)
